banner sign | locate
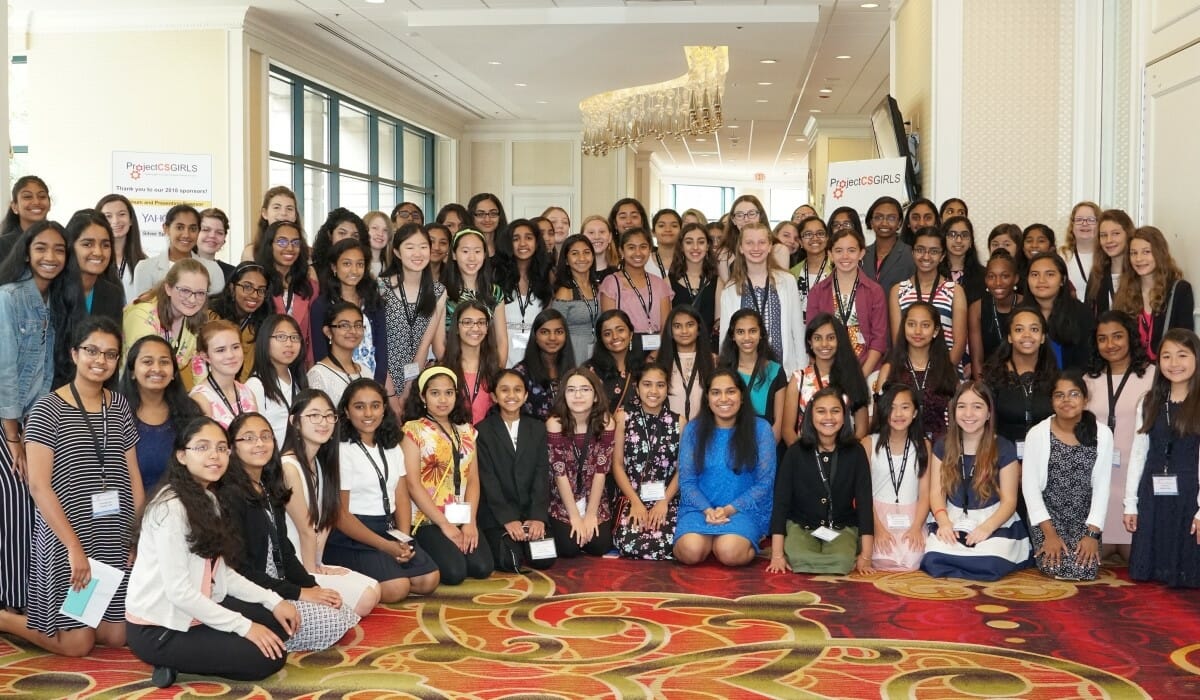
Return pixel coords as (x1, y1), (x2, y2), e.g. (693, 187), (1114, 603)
(824, 157), (909, 230)
(111, 151), (213, 256)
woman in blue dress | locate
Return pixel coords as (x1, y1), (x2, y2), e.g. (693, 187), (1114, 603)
(673, 369), (777, 567)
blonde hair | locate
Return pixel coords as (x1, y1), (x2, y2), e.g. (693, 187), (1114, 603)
(580, 214), (619, 268)
(727, 221), (785, 288)
(682, 208), (708, 226)
(140, 258), (210, 334)
(1061, 201), (1100, 256)
(362, 210), (394, 269)
(1114, 226), (1183, 316)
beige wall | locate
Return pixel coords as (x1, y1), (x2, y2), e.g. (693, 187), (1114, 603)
(581, 150), (624, 220)
(893, 0), (932, 197)
(459, 126), (583, 225)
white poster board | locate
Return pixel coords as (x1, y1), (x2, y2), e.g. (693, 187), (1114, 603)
(824, 157), (909, 230)
(111, 151), (213, 257)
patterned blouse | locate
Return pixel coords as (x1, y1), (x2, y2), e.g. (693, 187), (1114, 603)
(402, 417), (478, 529)
(547, 428), (615, 523)
(513, 361), (558, 420)
(621, 407), (681, 493)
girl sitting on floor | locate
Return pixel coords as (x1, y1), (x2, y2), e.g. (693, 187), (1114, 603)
(862, 385), (930, 572)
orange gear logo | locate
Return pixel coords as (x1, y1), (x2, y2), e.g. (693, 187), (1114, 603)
(833, 184), (845, 199)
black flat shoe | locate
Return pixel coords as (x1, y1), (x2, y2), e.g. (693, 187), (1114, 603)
(151, 666), (177, 688)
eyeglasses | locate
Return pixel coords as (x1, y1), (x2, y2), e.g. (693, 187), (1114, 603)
(564, 385), (595, 395)
(330, 321), (365, 332)
(235, 432), (274, 445)
(800, 231), (828, 241)
(913, 246), (944, 257)
(270, 332), (302, 344)
(831, 220), (853, 231)
(1052, 390), (1084, 401)
(172, 286), (207, 302)
(77, 345), (120, 362)
(459, 318), (489, 329)
(394, 211), (417, 221)
(1072, 217), (1097, 225)
(872, 214), (900, 224)
(473, 210), (501, 220)
(235, 282), (268, 298)
(731, 210), (760, 222)
(301, 412), (339, 424)
(275, 237), (303, 249)
(185, 442), (230, 456)
(946, 231), (972, 240)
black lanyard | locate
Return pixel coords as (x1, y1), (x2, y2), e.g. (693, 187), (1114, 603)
(1105, 367), (1132, 431)
(813, 448), (839, 525)
(884, 439), (911, 503)
(653, 250), (667, 279)
(914, 274), (941, 303)
(621, 268), (656, 331)
(674, 354), (699, 418)
(397, 280), (422, 357)
(326, 353), (360, 385)
(463, 369), (484, 408)
(833, 274), (859, 327)
(1162, 401), (1174, 470)
(356, 441), (392, 514)
(906, 360), (927, 393)
(514, 285), (535, 333)
(117, 257), (127, 282)
(570, 432), (592, 496)
(745, 278), (770, 320)
(1011, 362), (1034, 426)
(959, 455), (974, 518)
(1074, 251), (1089, 285)
(69, 383), (109, 490)
(258, 484), (286, 573)
(427, 416), (463, 497)
(798, 256), (828, 296)
(572, 276), (600, 329)
(990, 299), (1006, 345)
(682, 271), (707, 301)
(207, 374), (242, 418)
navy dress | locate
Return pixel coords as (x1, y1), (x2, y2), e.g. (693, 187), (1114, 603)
(1130, 402), (1200, 587)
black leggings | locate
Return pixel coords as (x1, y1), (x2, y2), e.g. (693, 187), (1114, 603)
(483, 526), (557, 573)
(126, 597), (289, 681)
(550, 518), (613, 558)
(414, 523), (494, 585)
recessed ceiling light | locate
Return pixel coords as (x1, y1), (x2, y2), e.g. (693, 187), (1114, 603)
(728, 158), (737, 162)
(809, 109), (822, 113)
(535, 100), (548, 104)
(727, 124), (740, 129)
(365, 0), (385, 4)
(514, 82), (527, 87)
(835, 55), (852, 60)
(819, 88), (833, 94)
(861, 3), (879, 8)
(756, 99), (768, 103)
(756, 81), (773, 86)
(759, 58), (777, 64)
(795, 137), (806, 142)
(487, 60), (501, 65)
(695, 138), (707, 142)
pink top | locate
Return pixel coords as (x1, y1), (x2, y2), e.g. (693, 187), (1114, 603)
(189, 379), (258, 429)
(271, 278), (319, 368)
(599, 269), (674, 334)
(462, 371), (494, 425)
(806, 274), (888, 361)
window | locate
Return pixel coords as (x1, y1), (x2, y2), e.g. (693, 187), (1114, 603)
(268, 67), (435, 235)
(9, 55), (29, 181)
(671, 184), (735, 222)
(768, 188), (810, 223)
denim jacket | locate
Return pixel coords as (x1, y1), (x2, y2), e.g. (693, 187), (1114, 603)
(0, 275), (54, 420)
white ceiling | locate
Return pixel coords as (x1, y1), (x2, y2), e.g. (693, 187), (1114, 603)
(10, 0), (892, 178)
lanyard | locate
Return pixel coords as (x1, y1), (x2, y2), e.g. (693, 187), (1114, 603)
(906, 360), (928, 393)
(990, 298), (1006, 345)
(572, 276), (600, 327)
(284, 288), (295, 315)
(397, 280), (422, 357)
(1105, 367), (1132, 431)
(914, 274), (941, 303)
(570, 432), (592, 496)
(117, 257), (127, 282)
(959, 455), (974, 518)
(745, 277), (770, 320)
(653, 250), (667, 278)
(1163, 401), (1174, 470)
(257, 483), (286, 573)
(813, 448), (839, 525)
(326, 353), (360, 385)
(1074, 252), (1089, 285)
(674, 354), (699, 419)
(515, 285), (535, 333)
(682, 271), (708, 300)
(884, 439), (911, 503)
(356, 441), (392, 514)
(69, 383), (109, 490)
(463, 370), (484, 408)
(833, 274), (859, 327)
(207, 374), (242, 418)
(427, 416), (464, 497)
(1011, 361), (1034, 426)
(621, 268), (656, 331)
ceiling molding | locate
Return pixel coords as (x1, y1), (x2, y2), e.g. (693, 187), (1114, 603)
(17, 6), (249, 34)
(407, 5), (819, 28)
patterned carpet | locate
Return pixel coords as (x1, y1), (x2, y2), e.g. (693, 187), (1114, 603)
(1, 557), (1197, 698)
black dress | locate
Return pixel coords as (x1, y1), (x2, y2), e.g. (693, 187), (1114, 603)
(1130, 402), (1200, 587)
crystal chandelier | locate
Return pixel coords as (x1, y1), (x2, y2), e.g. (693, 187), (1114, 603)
(580, 46), (728, 157)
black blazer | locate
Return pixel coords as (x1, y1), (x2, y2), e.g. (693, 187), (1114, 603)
(1149, 280), (1195, 354)
(90, 277), (125, 325)
(475, 413), (551, 529)
(771, 442), (874, 535)
(224, 490), (317, 600)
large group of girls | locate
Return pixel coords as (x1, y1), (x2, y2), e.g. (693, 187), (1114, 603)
(0, 175), (1197, 685)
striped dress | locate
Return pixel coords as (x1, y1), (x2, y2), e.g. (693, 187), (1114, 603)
(895, 277), (958, 354)
(24, 391), (138, 634)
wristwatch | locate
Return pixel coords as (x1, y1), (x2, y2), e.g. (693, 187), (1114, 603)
(1084, 530), (1102, 540)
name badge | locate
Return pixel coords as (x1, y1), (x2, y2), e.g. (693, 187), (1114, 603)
(91, 490), (121, 518)
(528, 537), (557, 560)
(445, 501), (472, 525)
(811, 525), (840, 542)
(575, 497), (588, 516)
(953, 518), (977, 533)
(853, 328), (865, 347)
(641, 334), (661, 352)
(403, 363), (420, 381)
(387, 528), (414, 543)
(1153, 475), (1179, 496)
(886, 513), (912, 530)
(511, 332), (529, 356)
(639, 481), (666, 503)
(1016, 441), (1025, 460)
(1111, 449), (1122, 469)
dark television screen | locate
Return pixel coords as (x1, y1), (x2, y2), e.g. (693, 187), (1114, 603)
(870, 95), (919, 201)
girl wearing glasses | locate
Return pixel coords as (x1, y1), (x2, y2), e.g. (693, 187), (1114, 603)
(942, 217), (985, 305)
(220, 412), (358, 650)
(256, 220), (317, 366)
(1022, 372), (1113, 581)
(466, 193), (507, 256)
(190, 320), (257, 429)
(246, 314), (309, 445)
(443, 301), (503, 425)
(312, 239), (388, 385)
(0, 318), (143, 657)
(402, 367), (493, 585)
(790, 216), (832, 326)
(209, 261), (271, 380)
(888, 227), (967, 366)
(280, 390), (380, 617)
(125, 417), (299, 686)
(1114, 226), (1194, 360)
(307, 302), (368, 408)
(120, 335), (202, 490)
(1086, 209), (1134, 315)
(1062, 201), (1100, 302)
(124, 258), (211, 391)
(131, 204), (224, 298)
(717, 195), (787, 283)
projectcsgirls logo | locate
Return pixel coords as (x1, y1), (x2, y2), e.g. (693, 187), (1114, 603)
(126, 160), (199, 180)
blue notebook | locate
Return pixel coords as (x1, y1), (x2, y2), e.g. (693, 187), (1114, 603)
(62, 579), (100, 617)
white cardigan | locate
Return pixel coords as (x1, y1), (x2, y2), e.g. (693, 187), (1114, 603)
(125, 492), (283, 635)
(1021, 416), (1113, 530)
(130, 252), (225, 298)
(1125, 397), (1200, 522)
(717, 270), (808, 377)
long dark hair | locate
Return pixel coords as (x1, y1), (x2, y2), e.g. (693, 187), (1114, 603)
(496, 218), (553, 305)
(466, 193), (508, 235)
(940, 216), (981, 272)
(548, 367), (610, 439)
(136, 417), (239, 559)
(900, 198), (940, 244)
(96, 193), (146, 275)
(869, 384), (929, 476)
(312, 208), (368, 272)
(608, 197), (648, 236)
(804, 313), (870, 410)
(249, 314), (309, 406)
(208, 261), (271, 328)
(658, 305), (714, 391)
(519, 308), (576, 389)
(1140, 329), (1200, 436)
(1023, 252), (1084, 349)
(442, 300), (502, 407)
(220, 411), (293, 515)
(280, 389), (341, 531)
(443, 229), (499, 307)
(319, 238), (383, 313)
(826, 206), (863, 238)
(553, 234), (597, 294)
(1086, 310), (1151, 378)
(3, 175), (48, 235)
(718, 308), (776, 391)
(668, 222), (717, 284)
(256, 220), (313, 299)
(338, 378), (403, 448)
(884, 302), (958, 397)
(380, 223), (436, 316)
(402, 365), (473, 424)
(691, 369), (760, 475)
(587, 309), (645, 382)
(797, 386), (858, 448)
(983, 305), (1059, 392)
(119, 335), (201, 423)
(1054, 370), (1098, 447)
(65, 209), (118, 284)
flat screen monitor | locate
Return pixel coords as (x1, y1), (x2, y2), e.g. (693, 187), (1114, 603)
(870, 95), (919, 202)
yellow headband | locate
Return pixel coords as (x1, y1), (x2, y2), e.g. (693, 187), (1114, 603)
(418, 366), (458, 393)
(452, 228), (487, 248)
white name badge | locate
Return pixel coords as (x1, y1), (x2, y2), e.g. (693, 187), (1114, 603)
(886, 513), (913, 530)
(576, 498), (588, 516)
(953, 518), (977, 533)
(529, 537), (557, 560)
(1111, 449), (1122, 469)
(445, 501), (472, 525)
(403, 363), (420, 381)
(853, 328), (865, 347)
(639, 481), (666, 503)
(511, 332), (530, 356)
(1153, 475), (1180, 496)
(92, 490), (121, 518)
(1016, 441), (1025, 459)
(641, 334), (661, 352)
(812, 526), (841, 542)
(387, 528), (414, 543)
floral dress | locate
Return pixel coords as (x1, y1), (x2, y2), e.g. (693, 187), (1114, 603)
(613, 407), (681, 560)
(402, 417), (478, 530)
(513, 361), (558, 420)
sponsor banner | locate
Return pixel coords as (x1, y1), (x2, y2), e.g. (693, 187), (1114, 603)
(824, 157), (908, 227)
(111, 151), (213, 256)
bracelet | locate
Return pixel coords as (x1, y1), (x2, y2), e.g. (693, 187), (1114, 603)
(3, 436), (18, 443)
(933, 508), (947, 517)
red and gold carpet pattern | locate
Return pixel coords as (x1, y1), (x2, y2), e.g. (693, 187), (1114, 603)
(2, 559), (1198, 698)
